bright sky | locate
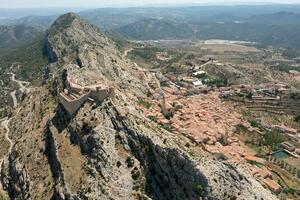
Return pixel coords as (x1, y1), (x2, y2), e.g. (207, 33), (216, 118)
(1, 0), (300, 8)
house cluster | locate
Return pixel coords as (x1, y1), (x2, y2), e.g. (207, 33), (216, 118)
(274, 124), (299, 143)
(242, 121), (300, 157)
(59, 77), (115, 115)
(279, 141), (300, 158)
(178, 69), (209, 87)
(219, 83), (289, 99)
(249, 165), (282, 194)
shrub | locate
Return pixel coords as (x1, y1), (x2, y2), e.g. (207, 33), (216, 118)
(195, 184), (204, 195)
(161, 124), (172, 132)
(138, 99), (152, 109)
(283, 187), (296, 195)
(246, 92), (252, 99)
(148, 115), (157, 122)
(131, 169), (140, 180)
(294, 115), (300, 122)
(206, 78), (228, 87)
(250, 120), (259, 127)
(263, 130), (285, 150)
(117, 161), (122, 168)
(163, 110), (174, 120)
(126, 157), (134, 168)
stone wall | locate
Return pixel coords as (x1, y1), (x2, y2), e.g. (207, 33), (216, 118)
(59, 87), (115, 115)
(89, 87), (115, 103)
(58, 92), (90, 115)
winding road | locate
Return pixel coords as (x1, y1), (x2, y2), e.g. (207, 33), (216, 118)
(8, 72), (30, 107)
(0, 72), (30, 170)
(122, 48), (133, 58)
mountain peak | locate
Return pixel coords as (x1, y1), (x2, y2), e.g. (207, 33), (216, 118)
(45, 12), (111, 63)
(49, 12), (82, 34)
(53, 12), (80, 24)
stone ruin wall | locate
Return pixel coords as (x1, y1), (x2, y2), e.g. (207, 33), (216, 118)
(89, 87), (115, 102)
(59, 87), (115, 115)
(58, 92), (90, 115)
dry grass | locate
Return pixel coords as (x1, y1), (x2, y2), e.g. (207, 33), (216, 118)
(57, 132), (87, 193)
(267, 162), (300, 190)
(0, 189), (9, 200)
(0, 129), (10, 160)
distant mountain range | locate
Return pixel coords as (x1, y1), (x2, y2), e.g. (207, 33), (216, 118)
(112, 11), (300, 48)
(0, 24), (43, 48)
(0, 5), (300, 49)
(114, 19), (195, 40)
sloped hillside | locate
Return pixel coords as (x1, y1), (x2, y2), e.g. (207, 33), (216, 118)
(0, 24), (43, 48)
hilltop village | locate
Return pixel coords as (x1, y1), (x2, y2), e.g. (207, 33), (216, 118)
(131, 42), (300, 198)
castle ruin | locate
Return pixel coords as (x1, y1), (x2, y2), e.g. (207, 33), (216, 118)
(59, 78), (115, 115)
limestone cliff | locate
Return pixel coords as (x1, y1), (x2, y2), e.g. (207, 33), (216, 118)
(0, 13), (278, 200)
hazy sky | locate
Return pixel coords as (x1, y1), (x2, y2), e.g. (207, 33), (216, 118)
(1, 0), (300, 8)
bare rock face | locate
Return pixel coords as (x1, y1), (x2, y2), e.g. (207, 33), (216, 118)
(1, 13), (278, 200)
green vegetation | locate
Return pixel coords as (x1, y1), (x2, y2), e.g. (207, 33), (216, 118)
(162, 110), (174, 120)
(126, 156), (134, 168)
(250, 120), (260, 128)
(131, 167), (140, 180)
(235, 124), (247, 134)
(283, 48), (300, 59)
(271, 64), (300, 73)
(185, 54), (195, 60)
(294, 115), (300, 122)
(283, 187), (297, 195)
(236, 122), (285, 153)
(0, 24), (43, 49)
(147, 115), (157, 122)
(206, 78), (228, 87)
(246, 92), (253, 99)
(247, 159), (263, 167)
(0, 36), (47, 83)
(262, 130), (285, 151)
(137, 99), (152, 109)
(113, 11), (300, 49)
(129, 45), (186, 72)
(130, 47), (161, 61)
(161, 124), (172, 132)
(116, 18), (193, 40)
(195, 184), (204, 195)
(195, 73), (208, 79)
(159, 80), (169, 87)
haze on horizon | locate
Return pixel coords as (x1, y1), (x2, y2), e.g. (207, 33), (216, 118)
(1, 0), (300, 8)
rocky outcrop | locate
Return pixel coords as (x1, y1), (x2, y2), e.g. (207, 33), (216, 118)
(44, 120), (74, 200)
(1, 153), (31, 200)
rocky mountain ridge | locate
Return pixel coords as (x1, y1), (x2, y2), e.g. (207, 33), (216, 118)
(0, 13), (278, 200)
